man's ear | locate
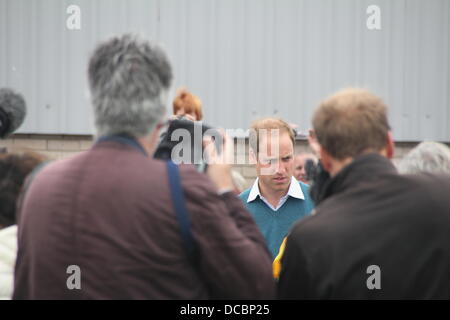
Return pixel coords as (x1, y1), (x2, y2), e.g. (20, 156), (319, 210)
(319, 148), (333, 174)
(386, 131), (395, 159)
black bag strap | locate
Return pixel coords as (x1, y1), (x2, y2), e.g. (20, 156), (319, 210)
(166, 160), (197, 260)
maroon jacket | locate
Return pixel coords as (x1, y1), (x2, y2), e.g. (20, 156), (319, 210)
(13, 140), (275, 299)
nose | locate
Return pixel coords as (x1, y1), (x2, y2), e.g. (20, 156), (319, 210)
(275, 162), (286, 175)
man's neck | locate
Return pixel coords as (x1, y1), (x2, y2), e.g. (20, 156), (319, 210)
(137, 128), (160, 156)
(258, 179), (290, 208)
(329, 157), (354, 177)
(136, 137), (153, 156)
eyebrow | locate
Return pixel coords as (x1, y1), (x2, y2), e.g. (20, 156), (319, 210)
(260, 152), (293, 160)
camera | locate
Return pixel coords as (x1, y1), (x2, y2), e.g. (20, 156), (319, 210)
(154, 118), (222, 173)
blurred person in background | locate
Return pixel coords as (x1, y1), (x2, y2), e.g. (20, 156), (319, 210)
(398, 141), (450, 174)
(0, 152), (44, 299)
(156, 89), (246, 193)
(239, 118), (314, 259)
(293, 152), (318, 184)
(154, 88), (209, 169)
(13, 34), (275, 300)
(172, 88), (203, 121)
(278, 88), (450, 299)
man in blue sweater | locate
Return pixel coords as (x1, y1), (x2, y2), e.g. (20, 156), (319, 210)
(239, 118), (314, 258)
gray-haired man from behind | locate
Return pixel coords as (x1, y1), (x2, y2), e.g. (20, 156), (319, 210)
(13, 34), (275, 299)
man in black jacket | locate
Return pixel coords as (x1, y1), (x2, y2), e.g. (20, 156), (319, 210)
(278, 88), (450, 299)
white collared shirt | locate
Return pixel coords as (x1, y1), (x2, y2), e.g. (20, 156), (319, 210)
(247, 176), (305, 211)
(0, 225), (17, 300)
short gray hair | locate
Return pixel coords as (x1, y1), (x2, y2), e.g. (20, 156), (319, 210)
(398, 141), (450, 174)
(88, 34), (172, 137)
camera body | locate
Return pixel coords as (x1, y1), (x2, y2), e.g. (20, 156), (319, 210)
(304, 159), (318, 182)
(154, 118), (222, 173)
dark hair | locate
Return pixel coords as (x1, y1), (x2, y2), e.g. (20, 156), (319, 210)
(0, 88), (27, 138)
(0, 152), (44, 228)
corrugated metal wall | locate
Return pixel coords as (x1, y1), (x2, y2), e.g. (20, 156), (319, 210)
(0, 0), (449, 141)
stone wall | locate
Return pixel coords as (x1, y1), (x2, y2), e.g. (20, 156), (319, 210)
(0, 134), (434, 190)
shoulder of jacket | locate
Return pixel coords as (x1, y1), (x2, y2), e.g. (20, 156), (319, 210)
(177, 165), (218, 196)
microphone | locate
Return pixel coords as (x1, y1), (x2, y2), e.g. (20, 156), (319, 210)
(0, 88), (27, 139)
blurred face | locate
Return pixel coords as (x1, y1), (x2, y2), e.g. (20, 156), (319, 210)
(294, 154), (312, 183)
(255, 132), (294, 194)
(175, 108), (197, 121)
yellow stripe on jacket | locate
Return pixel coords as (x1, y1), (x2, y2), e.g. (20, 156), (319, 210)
(272, 237), (287, 279)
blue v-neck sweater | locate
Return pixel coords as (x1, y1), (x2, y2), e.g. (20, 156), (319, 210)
(239, 182), (314, 258)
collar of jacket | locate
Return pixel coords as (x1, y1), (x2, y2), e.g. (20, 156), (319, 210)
(95, 134), (148, 157)
(317, 153), (397, 203)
